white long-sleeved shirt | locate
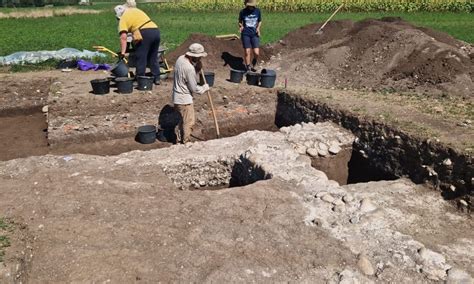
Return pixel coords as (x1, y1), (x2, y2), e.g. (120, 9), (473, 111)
(172, 55), (206, 105)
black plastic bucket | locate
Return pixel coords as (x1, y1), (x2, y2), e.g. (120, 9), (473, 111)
(246, 72), (260, 86)
(230, 69), (246, 83)
(199, 71), (215, 87)
(260, 69), (277, 88)
(204, 72), (215, 87)
(137, 76), (154, 91)
(115, 77), (134, 94)
(111, 60), (129, 77)
(137, 125), (156, 144)
(90, 79), (110, 95)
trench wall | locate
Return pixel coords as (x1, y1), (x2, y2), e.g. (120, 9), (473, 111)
(276, 91), (473, 205)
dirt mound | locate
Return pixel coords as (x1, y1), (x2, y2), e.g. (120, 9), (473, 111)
(268, 17), (473, 96)
(168, 33), (271, 71)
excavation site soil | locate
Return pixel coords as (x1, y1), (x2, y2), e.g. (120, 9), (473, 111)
(0, 18), (473, 283)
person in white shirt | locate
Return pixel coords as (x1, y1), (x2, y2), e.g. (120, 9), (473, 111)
(172, 43), (210, 144)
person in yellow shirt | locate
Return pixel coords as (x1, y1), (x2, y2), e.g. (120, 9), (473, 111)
(114, 4), (161, 85)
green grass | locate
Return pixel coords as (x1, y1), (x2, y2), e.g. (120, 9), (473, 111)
(0, 218), (9, 230)
(0, 4), (472, 57)
(0, 218), (11, 263)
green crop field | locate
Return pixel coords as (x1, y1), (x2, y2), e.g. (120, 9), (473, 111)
(0, 4), (472, 59)
(160, 0), (473, 12)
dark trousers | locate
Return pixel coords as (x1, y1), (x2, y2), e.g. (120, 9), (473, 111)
(135, 28), (160, 79)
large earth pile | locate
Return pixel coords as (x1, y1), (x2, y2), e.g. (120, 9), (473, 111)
(266, 17), (473, 96)
(166, 18), (473, 96)
(168, 33), (271, 71)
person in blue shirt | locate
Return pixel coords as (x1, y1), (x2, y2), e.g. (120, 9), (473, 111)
(238, 0), (262, 72)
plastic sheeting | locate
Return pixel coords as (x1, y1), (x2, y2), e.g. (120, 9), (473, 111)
(0, 48), (106, 65)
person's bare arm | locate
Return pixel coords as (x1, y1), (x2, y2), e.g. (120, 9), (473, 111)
(238, 20), (244, 33)
(256, 21), (262, 36)
(120, 32), (127, 56)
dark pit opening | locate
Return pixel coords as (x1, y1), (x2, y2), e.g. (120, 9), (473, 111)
(347, 149), (398, 184)
(168, 154), (269, 191)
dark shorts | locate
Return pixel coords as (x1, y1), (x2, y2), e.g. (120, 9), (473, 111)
(241, 34), (260, 49)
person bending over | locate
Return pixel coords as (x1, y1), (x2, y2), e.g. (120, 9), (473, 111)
(114, 4), (161, 85)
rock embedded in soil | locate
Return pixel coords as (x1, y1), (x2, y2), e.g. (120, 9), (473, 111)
(357, 255), (375, 276)
(333, 199), (345, 207)
(329, 143), (342, 155)
(321, 194), (335, 203)
(443, 158), (453, 166)
(333, 204), (346, 213)
(306, 147), (319, 157)
(446, 268), (473, 284)
(343, 194), (354, 203)
(318, 148), (329, 157)
(359, 198), (377, 213)
(318, 142), (329, 152)
(417, 247), (451, 281)
(295, 145), (307, 155)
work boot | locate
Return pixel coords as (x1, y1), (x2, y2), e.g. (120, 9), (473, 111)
(154, 76), (161, 85)
(251, 58), (257, 67)
(251, 58), (258, 72)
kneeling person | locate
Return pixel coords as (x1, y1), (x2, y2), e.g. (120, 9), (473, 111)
(172, 43), (210, 144)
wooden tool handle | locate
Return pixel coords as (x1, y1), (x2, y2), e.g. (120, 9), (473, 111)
(317, 3), (344, 33)
(201, 70), (220, 139)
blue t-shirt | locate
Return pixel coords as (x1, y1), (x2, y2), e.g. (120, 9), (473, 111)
(239, 7), (262, 36)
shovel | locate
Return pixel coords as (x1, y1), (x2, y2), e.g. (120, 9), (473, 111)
(315, 3), (344, 35)
(93, 45), (128, 64)
(201, 70), (220, 139)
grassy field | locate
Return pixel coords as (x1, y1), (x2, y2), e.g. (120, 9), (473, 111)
(0, 5), (472, 57)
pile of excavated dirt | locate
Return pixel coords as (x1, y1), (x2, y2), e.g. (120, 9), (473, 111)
(168, 33), (271, 71)
(266, 17), (474, 96)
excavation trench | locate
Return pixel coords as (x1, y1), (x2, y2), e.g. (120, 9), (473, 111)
(276, 91), (473, 204)
(0, 90), (381, 187)
(0, 79), (471, 200)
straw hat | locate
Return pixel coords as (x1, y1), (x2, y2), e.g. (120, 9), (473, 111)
(186, 43), (208, 58)
(245, 0), (257, 6)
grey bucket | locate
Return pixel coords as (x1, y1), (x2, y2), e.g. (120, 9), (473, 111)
(137, 125), (156, 144)
(260, 69), (277, 88)
(115, 77), (134, 94)
(230, 69), (246, 83)
(137, 76), (154, 91)
(111, 59), (129, 77)
(246, 72), (260, 86)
